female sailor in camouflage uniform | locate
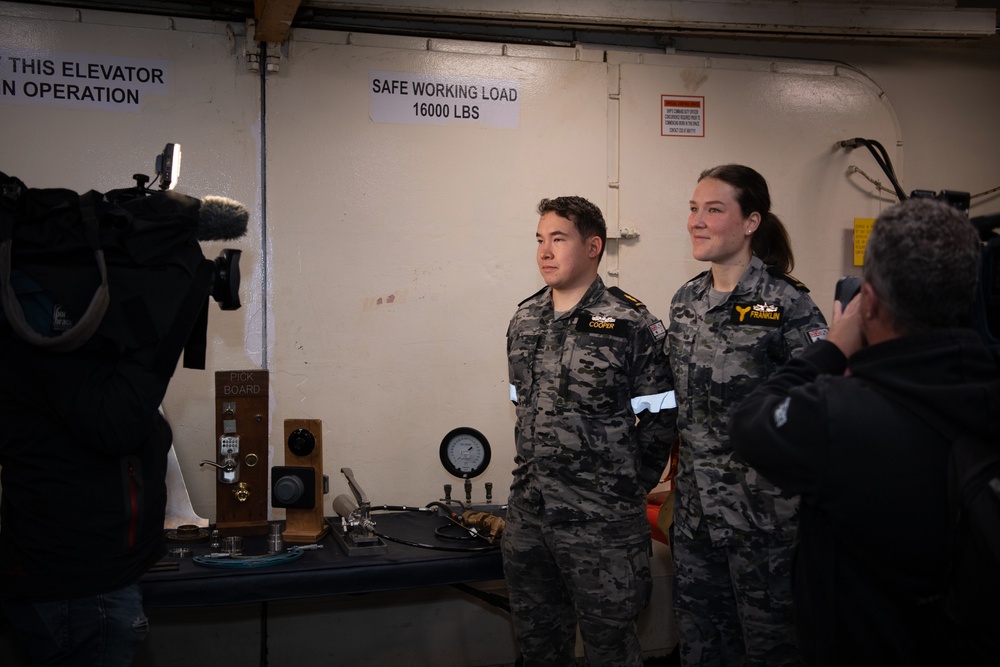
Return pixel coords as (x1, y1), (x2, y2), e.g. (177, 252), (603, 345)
(667, 165), (828, 666)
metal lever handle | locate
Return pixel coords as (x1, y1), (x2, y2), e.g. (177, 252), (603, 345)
(337, 469), (377, 537)
(340, 467), (370, 508)
(200, 459), (236, 472)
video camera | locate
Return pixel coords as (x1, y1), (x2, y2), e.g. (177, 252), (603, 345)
(909, 189), (971, 216)
(0, 144), (249, 374)
(100, 144), (244, 313)
(837, 188), (999, 344)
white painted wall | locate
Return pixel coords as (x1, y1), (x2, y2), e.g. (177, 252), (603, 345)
(264, 30), (610, 511)
(611, 50), (901, 320)
(1, 1), (999, 664)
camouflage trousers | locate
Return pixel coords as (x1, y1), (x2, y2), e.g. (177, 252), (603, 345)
(501, 503), (653, 667)
(670, 523), (801, 667)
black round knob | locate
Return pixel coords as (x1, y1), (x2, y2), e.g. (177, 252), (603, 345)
(287, 428), (315, 457)
(273, 476), (305, 505)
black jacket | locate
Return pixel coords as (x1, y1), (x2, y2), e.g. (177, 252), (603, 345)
(0, 329), (172, 602)
(730, 330), (1000, 666)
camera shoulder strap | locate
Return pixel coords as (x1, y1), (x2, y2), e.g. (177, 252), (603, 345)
(0, 188), (110, 352)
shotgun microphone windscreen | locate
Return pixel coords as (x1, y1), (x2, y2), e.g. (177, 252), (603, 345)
(197, 196), (249, 241)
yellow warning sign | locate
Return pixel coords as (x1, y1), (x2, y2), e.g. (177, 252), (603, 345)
(853, 218), (874, 266)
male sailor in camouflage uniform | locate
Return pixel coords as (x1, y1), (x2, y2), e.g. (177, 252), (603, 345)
(503, 196), (677, 667)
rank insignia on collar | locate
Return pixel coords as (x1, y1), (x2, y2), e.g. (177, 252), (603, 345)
(731, 302), (784, 327)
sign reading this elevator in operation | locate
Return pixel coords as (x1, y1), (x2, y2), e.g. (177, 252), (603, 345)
(370, 70), (520, 129)
(0, 49), (170, 111)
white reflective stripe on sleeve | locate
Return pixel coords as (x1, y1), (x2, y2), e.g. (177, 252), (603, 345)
(631, 390), (676, 414)
(509, 384), (518, 404)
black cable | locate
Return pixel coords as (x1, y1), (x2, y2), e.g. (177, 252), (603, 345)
(340, 499), (501, 552)
(841, 137), (907, 201)
(374, 529), (497, 553)
(435, 523), (481, 541)
(424, 500), (463, 517)
(369, 504), (435, 513)
(864, 139), (906, 200)
(357, 501), (465, 516)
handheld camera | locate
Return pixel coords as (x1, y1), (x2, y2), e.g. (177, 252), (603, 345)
(835, 276), (862, 305)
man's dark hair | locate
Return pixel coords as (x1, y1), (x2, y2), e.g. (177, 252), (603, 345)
(864, 197), (982, 334)
(537, 196), (607, 262)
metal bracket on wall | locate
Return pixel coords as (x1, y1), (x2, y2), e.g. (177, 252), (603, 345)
(244, 19), (287, 74)
(244, 20), (261, 72)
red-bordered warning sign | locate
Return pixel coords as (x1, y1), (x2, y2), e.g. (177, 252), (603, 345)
(661, 95), (705, 137)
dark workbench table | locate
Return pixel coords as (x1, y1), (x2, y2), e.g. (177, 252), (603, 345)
(141, 510), (505, 608)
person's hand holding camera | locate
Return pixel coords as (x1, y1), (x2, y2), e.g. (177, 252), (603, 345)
(828, 285), (866, 359)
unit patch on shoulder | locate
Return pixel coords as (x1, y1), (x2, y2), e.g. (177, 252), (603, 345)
(648, 319), (666, 342)
(807, 327), (829, 344)
(732, 302), (784, 327)
(576, 313), (629, 336)
(608, 286), (646, 309)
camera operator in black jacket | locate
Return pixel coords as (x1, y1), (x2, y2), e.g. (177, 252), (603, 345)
(729, 198), (1000, 666)
(0, 326), (173, 666)
(0, 168), (246, 665)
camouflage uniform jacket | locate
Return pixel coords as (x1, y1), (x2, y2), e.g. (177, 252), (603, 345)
(507, 275), (677, 523)
(668, 255), (827, 544)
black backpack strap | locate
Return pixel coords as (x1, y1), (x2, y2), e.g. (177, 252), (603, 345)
(0, 189), (110, 352)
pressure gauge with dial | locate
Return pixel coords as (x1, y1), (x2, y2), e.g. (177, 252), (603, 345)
(439, 427), (491, 478)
